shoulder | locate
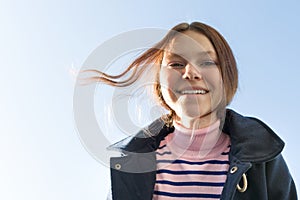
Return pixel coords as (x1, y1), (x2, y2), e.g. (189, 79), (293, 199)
(108, 118), (174, 153)
(224, 109), (285, 162)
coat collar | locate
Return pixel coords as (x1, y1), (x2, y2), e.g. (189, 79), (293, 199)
(108, 109), (284, 163)
(223, 109), (284, 162)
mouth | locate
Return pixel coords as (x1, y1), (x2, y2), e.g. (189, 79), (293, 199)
(177, 88), (209, 95)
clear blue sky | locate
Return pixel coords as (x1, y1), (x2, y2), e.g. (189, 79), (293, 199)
(0, 0), (299, 199)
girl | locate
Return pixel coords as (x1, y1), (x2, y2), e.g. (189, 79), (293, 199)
(88, 22), (297, 199)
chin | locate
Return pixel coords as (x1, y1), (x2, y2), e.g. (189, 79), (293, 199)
(178, 109), (203, 119)
(181, 109), (217, 119)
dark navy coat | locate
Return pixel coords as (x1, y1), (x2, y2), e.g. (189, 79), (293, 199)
(109, 109), (297, 200)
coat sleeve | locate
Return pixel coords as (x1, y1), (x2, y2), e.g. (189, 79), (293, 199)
(266, 154), (297, 200)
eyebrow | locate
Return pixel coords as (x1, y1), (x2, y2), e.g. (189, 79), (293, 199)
(164, 53), (183, 59)
(197, 51), (216, 57)
(164, 51), (217, 59)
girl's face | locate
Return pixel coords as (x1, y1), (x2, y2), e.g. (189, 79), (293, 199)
(159, 30), (224, 128)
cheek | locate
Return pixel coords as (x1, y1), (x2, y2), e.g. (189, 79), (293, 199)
(215, 75), (225, 95)
(203, 69), (223, 90)
(159, 68), (178, 89)
(159, 69), (180, 103)
(212, 77), (225, 105)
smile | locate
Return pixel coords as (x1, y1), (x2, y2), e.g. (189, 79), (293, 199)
(180, 89), (208, 95)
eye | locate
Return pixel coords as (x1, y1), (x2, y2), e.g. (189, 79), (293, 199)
(200, 60), (218, 67)
(168, 62), (185, 68)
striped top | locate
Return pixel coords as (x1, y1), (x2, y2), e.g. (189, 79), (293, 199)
(153, 120), (230, 200)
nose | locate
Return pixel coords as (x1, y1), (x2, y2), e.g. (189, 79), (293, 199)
(182, 64), (202, 80)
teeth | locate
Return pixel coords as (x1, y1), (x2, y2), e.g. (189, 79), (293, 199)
(181, 90), (208, 94)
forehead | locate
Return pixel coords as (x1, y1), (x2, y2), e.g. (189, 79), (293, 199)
(164, 30), (216, 59)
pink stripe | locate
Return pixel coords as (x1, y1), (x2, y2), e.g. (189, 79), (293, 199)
(155, 184), (223, 195)
(156, 174), (227, 182)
